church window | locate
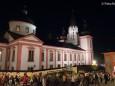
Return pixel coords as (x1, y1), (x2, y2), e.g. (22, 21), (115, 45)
(16, 25), (20, 32)
(74, 53), (76, 61)
(0, 50), (2, 61)
(64, 54), (67, 61)
(42, 65), (44, 69)
(28, 67), (33, 71)
(50, 65), (53, 69)
(78, 53), (80, 61)
(42, 52), (44, 62)
(82, 54), (84, 61)
(70, 53), (72, 61)
(11, 66), (14, 70)
(57, 53), (61, 61)
(49, 51), (53, 61)
(12, 47), (15, 62)
(28, 48), (34, 62)
(64, 64), (67, 67)
(58, 64), (61, 68)
(7, 49), (10, 61)
(90, 39), (92, 48)
(25, 27), (29, 33)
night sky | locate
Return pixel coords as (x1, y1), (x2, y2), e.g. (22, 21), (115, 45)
(0, 0), (115, 64)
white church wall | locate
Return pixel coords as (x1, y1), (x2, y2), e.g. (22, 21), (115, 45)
(9, 45), (18, 70)
(21, 45), (40, 70)
(0, 47), (6, 70)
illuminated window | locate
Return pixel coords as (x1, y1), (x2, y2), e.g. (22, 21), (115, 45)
(16, 25), (20, 32)
(49, 51), (53, 61)
(70, 54), (72, 61)
(50, 65), (53, 69)
(74, 53), (76, 61)
(28, 48), (34, 62)
(57, 53), (61, 61)
(0, 50), (2, 61)
(12, 47), (15, 62)
(25, 27), (29, 33)
(42, 52), (44, 62)
(64, 54), (67, 61)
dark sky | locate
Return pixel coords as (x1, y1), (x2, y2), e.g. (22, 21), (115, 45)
(0, 0), (115, 64)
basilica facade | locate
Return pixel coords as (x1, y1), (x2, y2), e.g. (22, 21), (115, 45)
(0, 9), (94, 71)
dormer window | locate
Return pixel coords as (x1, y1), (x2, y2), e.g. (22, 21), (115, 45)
(25, 27), (29, 33)
(16, 25), (20, 32)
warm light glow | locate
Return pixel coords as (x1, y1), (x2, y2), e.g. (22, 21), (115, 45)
(0, 51), (1, 55)
(93, 60), (96, 64)
(92, 60), (97, 66)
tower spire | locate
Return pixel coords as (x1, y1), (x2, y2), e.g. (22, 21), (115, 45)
(81, 19), (91, 35)
(70, 9), (76, 26)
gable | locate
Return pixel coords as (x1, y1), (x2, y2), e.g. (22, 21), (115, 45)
(21, 34), (43, 44)
(24, 36), (38, 41)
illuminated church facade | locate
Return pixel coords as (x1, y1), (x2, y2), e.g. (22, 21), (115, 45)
(0, 9), (94, 71)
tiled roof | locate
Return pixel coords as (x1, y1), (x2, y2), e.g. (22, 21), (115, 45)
(44, 40), (85, 51)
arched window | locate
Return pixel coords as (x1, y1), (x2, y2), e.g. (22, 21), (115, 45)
(57, 53), (61, 61)
(64, 53), (67, 61)
(12, 47), (15, 62)
(49, 50), (53, 61)
(74, 53), (76, 61)
(28, 47), (35, 62)
(25, 27), (29, 33)
(70, 53), (72, 61)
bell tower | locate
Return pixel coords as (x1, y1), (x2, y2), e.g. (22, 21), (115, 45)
(66, 11), (79, 45)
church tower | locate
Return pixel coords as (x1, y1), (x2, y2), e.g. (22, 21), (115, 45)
(66, 11), (79, 45)
(79, 20), (94, 65)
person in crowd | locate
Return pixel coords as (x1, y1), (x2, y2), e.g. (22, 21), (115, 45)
(37, 72), (43, 86)
(62, 73), (67, 86)
(104, 72), (108, 84)
(54, 73), (59, 86)
(71, 74), (76, 86)
(22, 72), (28, 86)
(46, 73), (51, 86)
(15, 75), (20, 86)
(4, 73), (9, 86)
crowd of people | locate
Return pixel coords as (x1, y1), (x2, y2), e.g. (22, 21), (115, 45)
(0, 70), (115, 86)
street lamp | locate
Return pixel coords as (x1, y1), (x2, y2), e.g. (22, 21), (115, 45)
(92, 60), (98, 71)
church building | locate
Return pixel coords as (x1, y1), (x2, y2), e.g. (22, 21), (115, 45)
(0, 8), (94, 71)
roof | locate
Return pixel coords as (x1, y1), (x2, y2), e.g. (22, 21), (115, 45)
(44, 40), (85, 51)
(8, 31), (24, 40)
(10, 8), (35, 25)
